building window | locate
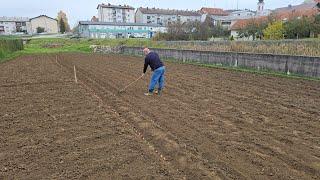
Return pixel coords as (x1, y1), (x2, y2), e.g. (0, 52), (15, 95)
(221, 21), (231, 25)
(147, 16), (151, 20)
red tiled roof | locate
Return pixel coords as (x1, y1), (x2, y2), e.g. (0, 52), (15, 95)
(231, 1), (319, 31)
(230, 16), (268, 30)
(274, 9), (318, 21)
(200, 7), (228, 16)
(273, 1), (318, 21)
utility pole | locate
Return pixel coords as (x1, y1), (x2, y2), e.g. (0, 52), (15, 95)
(237, 0), (239, 10)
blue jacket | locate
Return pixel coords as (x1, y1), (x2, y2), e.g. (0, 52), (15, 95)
(143, 52), (164, 73)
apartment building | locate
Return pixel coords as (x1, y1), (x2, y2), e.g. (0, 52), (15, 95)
(97, 3), (135, 23)
(0, 17), (30, 35)
(0, 15), (58, 35)
(135, 7), (202, 25)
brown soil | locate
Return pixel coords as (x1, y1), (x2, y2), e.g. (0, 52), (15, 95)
(0, 53), (319, 179)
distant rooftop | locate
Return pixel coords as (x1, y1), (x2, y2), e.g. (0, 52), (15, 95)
(79, 21), (165, 27)
(0, 16), (29, 22)
(230, 0), (319, 31)
(137, 7), (202, 16)
(230, 16), (268, 30)
(30, 15), (57, 21)
(200, 7), (229, 16)
(97, 3), (134, 10)
(273, 1), (318, 20)
(225, 9), (256, 13)
(273, 1), (318, 13)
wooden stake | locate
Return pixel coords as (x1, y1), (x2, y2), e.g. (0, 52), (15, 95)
(74, 65), (78, 83)
(55, 55), (58, 64)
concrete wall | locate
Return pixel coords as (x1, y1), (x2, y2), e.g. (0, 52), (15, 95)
(119, 47), (320, 78)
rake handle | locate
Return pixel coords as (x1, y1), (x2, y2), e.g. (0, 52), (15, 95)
(119, 74), (144, 92)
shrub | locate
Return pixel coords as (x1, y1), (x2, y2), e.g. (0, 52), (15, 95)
(0, 38), (24, 59)
(36, 27), (45, 33)
(263, 21), (285, 40)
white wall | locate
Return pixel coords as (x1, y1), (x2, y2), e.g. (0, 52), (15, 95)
(0, 21), (16, 35)
(137, 14), (201, 25)
(229, 10), (255, 18)
(81, 23), (166, 39)
(136, 10), (201, 25)
(135, 9), (144, 23)
(98, 6), (135, 23)
(30, 16), (58, 34)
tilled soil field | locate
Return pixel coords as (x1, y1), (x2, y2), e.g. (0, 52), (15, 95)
(0, 53), (319, 179)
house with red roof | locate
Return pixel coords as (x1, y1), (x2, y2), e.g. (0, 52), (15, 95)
(200, 7), (257, 29)
(230, 0), (320, 39)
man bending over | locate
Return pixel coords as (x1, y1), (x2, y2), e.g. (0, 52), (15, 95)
(142, 48), (166, 96)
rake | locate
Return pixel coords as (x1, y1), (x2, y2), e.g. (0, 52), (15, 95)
(118, 74), (144, 93)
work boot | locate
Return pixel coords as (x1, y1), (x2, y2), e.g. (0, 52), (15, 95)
(144, 92), (153, 96)
(155, 89), (162, 95)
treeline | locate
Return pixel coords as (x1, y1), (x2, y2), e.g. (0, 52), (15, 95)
(153, 17), (230, 41)
(238, 14), (320, 40)
(0, 38), (24, 59)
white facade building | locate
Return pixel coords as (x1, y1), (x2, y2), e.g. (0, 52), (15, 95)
(0, 15), (58, 35)
(97, 3), (135, 23)
(227, 9), (256, 18)
(201, 8), (257, 29)
(218, 9), (256, 28)
(30, 15), (58, 34)
(0, 17), (31, 35)
(201, 6), (268, 30)
(78, 21), (166, 39)
(135, 8), (201, 25)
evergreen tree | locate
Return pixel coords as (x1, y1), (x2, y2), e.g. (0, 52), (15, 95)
(59, 18), (66, 34)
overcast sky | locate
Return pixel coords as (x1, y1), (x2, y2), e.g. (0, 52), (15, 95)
(1, 0), (305, 27)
